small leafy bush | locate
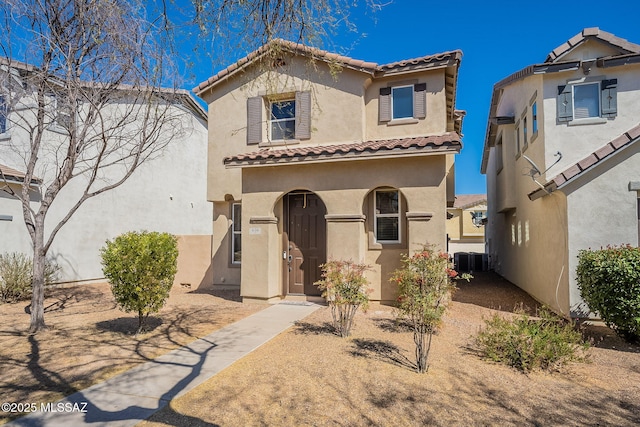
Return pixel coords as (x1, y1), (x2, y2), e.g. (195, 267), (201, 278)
(0, 252), (60, 303)
(474, 307), (589, 372)
(101, 231), (178, 333)
(315, 260), (371, 337)
(577, 245), (640, 342)
(391, 246), (470, 373)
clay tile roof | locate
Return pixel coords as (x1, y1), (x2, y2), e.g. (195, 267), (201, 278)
(194, 40), (461, 95)
(546, 27), (640, 63)
(224, 133), (462, 167)
(0, 164), (41, 184)
(453, 194), (487, 209)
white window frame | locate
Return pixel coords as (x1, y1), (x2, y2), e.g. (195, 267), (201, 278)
(572, 81), (600, 120)
(0, 94), (8, 135)
(269, 98), (295, 141)
(231, 203), (241, 265)
(374, 189), (401, 244)
(391, 85), (414, 120)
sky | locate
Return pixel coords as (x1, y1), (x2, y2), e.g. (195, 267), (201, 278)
(178, 0), (640, 195)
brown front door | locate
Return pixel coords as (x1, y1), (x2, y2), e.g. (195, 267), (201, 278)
(284, 193), (326, 296)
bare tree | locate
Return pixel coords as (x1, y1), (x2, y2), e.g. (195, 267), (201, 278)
(0, 0), (185, 333)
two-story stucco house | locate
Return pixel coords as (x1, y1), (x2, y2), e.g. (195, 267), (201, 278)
(446, 194), (487, 255)
(1, 60), (213, 289)
(195, 40), (464, 303)
(481, 28), (640, 317)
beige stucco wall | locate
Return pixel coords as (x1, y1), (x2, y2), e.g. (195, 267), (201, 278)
(236, 155), (447, 303)
(563, 142), (640, 315)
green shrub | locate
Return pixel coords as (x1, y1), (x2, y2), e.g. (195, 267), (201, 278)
(315, 260), (371, 337)
(0, 252), (60, 303)
(577, 245), (640, 342)
(101, 231), (178, 333)
(474, 308), (589, 372)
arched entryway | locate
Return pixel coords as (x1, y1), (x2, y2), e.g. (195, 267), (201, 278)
(282, 191), (327, 296)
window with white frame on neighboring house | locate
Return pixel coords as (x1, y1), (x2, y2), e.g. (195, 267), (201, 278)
(557, 79), (617, 123)
(374, 189), (400, 243)
(246, 91), (311, 144)
(515, 121), (521, 156)
(231, 203), (241, 264)
(0, 94), (7, 134)
(379, 83), (427, 122)
(532, 102), (538, 134)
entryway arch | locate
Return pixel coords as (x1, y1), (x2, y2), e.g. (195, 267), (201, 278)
(282, 190), (327, 296)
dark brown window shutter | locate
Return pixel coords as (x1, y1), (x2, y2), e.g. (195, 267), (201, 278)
(601, 79), (617, 118)
(379, 87), (391, 122)
(414, 83), (427, 119)
(247, 96), (262, 145)
(295, 91), (311, 139)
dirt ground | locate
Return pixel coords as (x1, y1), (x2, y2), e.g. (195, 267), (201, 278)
(0, 283), (263, 425)
(139, 273), (640, 427)
(2, 273), (640, 426)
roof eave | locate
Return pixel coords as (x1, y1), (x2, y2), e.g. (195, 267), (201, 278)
(224, 144), (461, 169)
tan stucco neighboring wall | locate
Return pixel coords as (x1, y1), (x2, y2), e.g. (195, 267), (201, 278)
(173, 234), (214, 291)
(563, 143), (640, 315)
(235, 155), (447, 303)
(486, 127), (571, 315)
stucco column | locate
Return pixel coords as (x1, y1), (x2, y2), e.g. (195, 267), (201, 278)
(241, 215), (281, 303)
(325, 214), (366, 262)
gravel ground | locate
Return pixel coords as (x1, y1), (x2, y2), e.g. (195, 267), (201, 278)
(0, 283), (263, 425)
(139, 272), (640, 427)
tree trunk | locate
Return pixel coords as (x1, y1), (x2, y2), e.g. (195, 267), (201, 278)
(29, 225), (47, 333)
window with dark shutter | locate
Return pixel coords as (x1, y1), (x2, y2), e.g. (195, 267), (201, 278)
(557, 85), (573, 122)
(601, 79), (618, 118)
(294, 91), (311, 139)
(379, 87), (391, 122)
(414, 83), (427, 119)
(247, 96), (263, 145)
(0, 95), (7, 134)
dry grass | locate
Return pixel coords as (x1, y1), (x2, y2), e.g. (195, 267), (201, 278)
(140, 273), (640, 427)
(0, 283), (263, 425)
(3, 273), (640, 426)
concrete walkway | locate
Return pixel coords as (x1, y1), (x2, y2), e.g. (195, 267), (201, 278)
(8, 302), (320, 427)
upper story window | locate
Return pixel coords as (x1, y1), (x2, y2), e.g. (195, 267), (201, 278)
(515, 121), (521, 157)
(0, 95), (7, 134)
(532, 102), (538, 134)
(573, 82), (600, 119)
(379, 83), (426, 123)
(247, 91), (311, 145)
(392, 85), (414, 119)
(523, 116), (528, 147)
(557, 79), (617, 123)
(270, 99), (295, 140)
(374, 189), (400, 243)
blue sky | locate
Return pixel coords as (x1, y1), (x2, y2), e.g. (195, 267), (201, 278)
(180, 0), (640, 195)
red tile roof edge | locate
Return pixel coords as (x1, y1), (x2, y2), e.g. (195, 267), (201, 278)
(452, 194), (487, 209)
(0, 164), (41, 183)
(224, 133), (462, 166)
(545, 27), (640, 63)
(194, 39), (461, 95)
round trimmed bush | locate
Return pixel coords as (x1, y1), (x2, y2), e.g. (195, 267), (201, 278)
(577, 245), (640, 342)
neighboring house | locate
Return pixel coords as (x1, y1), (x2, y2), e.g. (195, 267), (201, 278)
(0, 61), (213, 289)
(194, 40), (464, 303)
(481, 28), (640, 317)
(446, 194), (487, 255)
